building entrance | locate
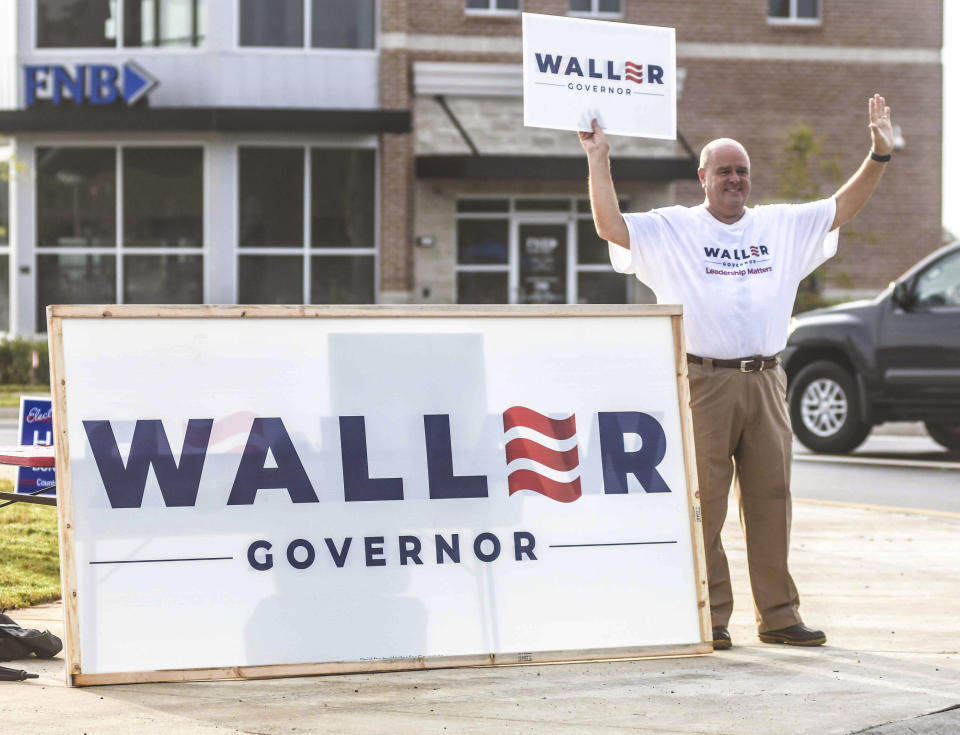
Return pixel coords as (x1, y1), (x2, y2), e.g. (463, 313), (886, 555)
(516, 221), (568, 304)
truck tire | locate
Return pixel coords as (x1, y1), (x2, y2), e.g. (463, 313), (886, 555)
(788, 360), (870, 454)
(924, 420), (960, 452)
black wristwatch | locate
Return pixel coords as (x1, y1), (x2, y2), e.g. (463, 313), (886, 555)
(870, 150), (892, 163)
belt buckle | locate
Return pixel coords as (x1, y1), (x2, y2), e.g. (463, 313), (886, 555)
(740, 358), (761, 373)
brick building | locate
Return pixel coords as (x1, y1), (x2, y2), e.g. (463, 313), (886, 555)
(0, 1), (943, 335)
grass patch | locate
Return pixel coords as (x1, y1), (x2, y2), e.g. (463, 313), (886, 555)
(0, 479), (61, 610)
(0, 385), (50, 409)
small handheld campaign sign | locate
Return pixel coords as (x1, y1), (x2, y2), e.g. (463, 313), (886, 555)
(17, 395), (56, 496)
(522, 13), (676, 139)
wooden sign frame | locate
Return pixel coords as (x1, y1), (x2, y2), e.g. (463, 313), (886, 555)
(48, 304), (711, 687)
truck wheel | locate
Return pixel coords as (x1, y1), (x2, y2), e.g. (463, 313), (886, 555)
(788, 360), (870, 453)
(924, 421), (960, 452)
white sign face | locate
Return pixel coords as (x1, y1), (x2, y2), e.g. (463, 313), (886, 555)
(54, 308), (706, 682)
(522, 13), (676, 139)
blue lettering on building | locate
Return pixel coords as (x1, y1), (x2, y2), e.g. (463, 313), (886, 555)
(24, 61), (158, 106)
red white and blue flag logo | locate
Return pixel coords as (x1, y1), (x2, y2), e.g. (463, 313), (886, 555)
(502, 406), (582, 503)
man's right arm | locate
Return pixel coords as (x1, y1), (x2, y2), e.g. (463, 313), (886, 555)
(579, 119), (629, 249)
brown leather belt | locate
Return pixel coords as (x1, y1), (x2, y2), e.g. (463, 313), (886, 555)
(687, 353), (780, 373)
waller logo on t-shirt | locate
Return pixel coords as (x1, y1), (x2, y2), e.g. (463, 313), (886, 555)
(703, 244), (774, 277)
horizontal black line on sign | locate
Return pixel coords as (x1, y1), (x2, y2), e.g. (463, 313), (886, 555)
(90, 557), (234, 565)
(549, 541), (677, 548)
(535, 82), (567, 86)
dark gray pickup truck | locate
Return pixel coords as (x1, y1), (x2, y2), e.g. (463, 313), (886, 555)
(782, 240), (960, 453)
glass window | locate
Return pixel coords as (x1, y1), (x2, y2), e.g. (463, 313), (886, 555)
(768, 0), (820, 21)
(466, 0), (520, 12)
(577, 271), (626, 304)
(576, 220), (608, 265)
(239, 148), (304, 249)
(457, 220), (508, 265)
(238, 146), (377, 306)
(240, 0), (303, 47)
(37, 254), (116, 331)
(123, 147), (203, 248)
(570, 0), (621, 15)
(37, 0), (117, 48)
(312, 0), (374, 49)
(124, 0), (205, 47)
(36, 148), (116, 249)
(238, 255), (303, 303)
(457, 199), (508, 213)
(123, 254), (203, 303)
(515, 199), (570, 212)
(458, 272), (508, 304)
(311, 255), (374, 303)
(914, 251), (960, 308)
(768, 0), (790, 16)
(311, 149), (375, 249)
(796, 0), (819, 18)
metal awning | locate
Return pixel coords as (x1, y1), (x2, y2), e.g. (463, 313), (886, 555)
(414, 95), (697, 181)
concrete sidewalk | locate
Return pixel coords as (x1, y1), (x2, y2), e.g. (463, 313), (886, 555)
(2, 500), (959, 735)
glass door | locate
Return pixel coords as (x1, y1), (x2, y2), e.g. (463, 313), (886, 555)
(515, 221), (569, 304)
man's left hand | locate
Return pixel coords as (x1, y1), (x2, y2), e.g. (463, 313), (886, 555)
(869, 93), (894, 156)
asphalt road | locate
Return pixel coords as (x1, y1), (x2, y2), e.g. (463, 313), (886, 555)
(792, 429), (960, 513)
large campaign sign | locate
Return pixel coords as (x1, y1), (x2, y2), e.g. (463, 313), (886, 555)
(522, 13), (676, 139)
(17, 396), (56, 497)
(50, 305), (709, 686)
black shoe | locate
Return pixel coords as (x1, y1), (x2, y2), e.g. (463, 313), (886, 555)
(758, 624), (826, 646)
(712, 626), (732, 650)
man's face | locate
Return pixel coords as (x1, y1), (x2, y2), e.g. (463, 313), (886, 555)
(699, 143), (751, 219)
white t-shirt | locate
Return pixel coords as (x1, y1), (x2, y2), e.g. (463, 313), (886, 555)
(609, 199), (839, 359)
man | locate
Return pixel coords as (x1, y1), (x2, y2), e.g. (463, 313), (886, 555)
(579, 94), (894, 649)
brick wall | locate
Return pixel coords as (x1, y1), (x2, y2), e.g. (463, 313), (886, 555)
(672, 59), (942, 286)
(406, 1), (941, 48)
(379, 40), (414, 297)
(385, 1), (943, 294)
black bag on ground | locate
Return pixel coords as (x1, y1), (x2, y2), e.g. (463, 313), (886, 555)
(0, 612), (62, 661)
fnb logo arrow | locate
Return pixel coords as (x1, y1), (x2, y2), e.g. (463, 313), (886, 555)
(24, 61), (159, 106)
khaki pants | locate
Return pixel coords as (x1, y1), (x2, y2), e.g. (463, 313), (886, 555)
(688, 360), (803, 632)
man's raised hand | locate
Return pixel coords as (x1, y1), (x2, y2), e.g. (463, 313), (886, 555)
(868, 94), (894, 156)
(578, 118), (610, 160)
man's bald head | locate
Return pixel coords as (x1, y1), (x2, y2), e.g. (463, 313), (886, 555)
(699, 138), (750, 170)
(698, 138), (752, 224)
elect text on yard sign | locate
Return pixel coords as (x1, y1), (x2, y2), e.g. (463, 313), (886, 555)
(522, 13), (676, 139)
(51, 305), (709, 686)
(17, 396), (55, 497)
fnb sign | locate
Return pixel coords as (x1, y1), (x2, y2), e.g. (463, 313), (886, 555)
(24, 62), (158, 106)
(82, 407), (671, 509)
